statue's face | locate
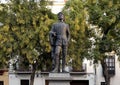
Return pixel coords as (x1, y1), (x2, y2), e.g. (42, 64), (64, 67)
(58, 13), (64, 20)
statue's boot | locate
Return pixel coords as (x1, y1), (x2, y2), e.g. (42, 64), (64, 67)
(52, 57), (55, 70)
(51, 55), (59, 72)
(62, 56), (66, 72)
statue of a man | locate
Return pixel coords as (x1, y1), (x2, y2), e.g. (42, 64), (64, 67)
(49, 12), (70, 72)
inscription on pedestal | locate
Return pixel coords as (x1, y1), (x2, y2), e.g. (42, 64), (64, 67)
(47, 73), (72, 85)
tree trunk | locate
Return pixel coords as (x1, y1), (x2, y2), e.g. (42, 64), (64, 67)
(30, 64), (36, 85)
(101, 60), (110, 85)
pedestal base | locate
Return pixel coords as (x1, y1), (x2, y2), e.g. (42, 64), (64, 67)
(49, 81), (70, 85)
(47, 73), (72, 85)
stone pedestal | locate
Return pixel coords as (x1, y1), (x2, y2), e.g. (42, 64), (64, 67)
(46, 73), (72, 85)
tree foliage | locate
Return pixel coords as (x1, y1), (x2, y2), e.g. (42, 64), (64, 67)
(0, 0), (56, 70)
(63, 0), (91, 71)
(87, 0), (120, 61)
(87, 0), (120, 85)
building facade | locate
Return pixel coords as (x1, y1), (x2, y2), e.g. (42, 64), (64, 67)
(9, 53), (120, 85)
(0, 70), (9, 85)
(48, 0), (67, 14)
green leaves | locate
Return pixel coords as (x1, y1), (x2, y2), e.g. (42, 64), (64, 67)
(63, 0), (90, 71)
(0, 0), (55, 70)
(62, 0), (120, 71)
(87, 0), (120, 61)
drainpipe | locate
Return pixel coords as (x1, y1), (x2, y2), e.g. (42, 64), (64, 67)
(94, 64), (97, 85)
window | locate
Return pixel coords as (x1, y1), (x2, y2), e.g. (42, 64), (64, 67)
(105, 56), (115, 75)
(21, 80), (29, 85)
(101, 82), (106, 85)
(0, 81), (4, 85)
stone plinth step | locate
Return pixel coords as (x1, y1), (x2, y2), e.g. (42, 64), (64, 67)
(46, 73), (72, 85)
(47, 73), (72, 80)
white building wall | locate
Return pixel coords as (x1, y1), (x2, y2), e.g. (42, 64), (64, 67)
(93, 55), (120, 85)
(83, 54), (120, 85)
(9, 55), (120, 85)
(83, 58), (94, 73)
(95, 62), (104, 85)
(48, 0), (67, 14)
(9, 72), (46, 85)
(34, 75), (46, 85)
(9, 73), (21, 85)
(82, 58), (95, 85)
(110, 55), (120, 85)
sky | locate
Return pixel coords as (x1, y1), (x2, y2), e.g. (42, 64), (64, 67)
(0, 0), (8, 3)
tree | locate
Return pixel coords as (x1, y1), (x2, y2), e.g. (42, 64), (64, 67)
(0, 3), (10, 69)
(63, 0), (91, 71)
(87, 0), (120, 85)
(63, 0), (120, 85)
(0, 0), (56, 85)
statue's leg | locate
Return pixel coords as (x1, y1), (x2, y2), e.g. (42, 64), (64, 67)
(51, 46), (61, 72)
(51, 46), (55, 70)
(62, 45), (67, 72)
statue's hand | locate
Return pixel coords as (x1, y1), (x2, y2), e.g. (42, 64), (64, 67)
(50, 31), (56, 36)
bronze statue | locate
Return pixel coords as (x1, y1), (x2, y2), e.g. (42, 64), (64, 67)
(49, 12), (70, 72)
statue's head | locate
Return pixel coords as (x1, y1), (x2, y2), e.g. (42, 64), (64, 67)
(57, 12), (65, 21)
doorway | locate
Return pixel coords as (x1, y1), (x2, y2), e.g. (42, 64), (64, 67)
(21, 80), (29, 85)
(70, 80), (89, 85)
(0, 81), (4, 85)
